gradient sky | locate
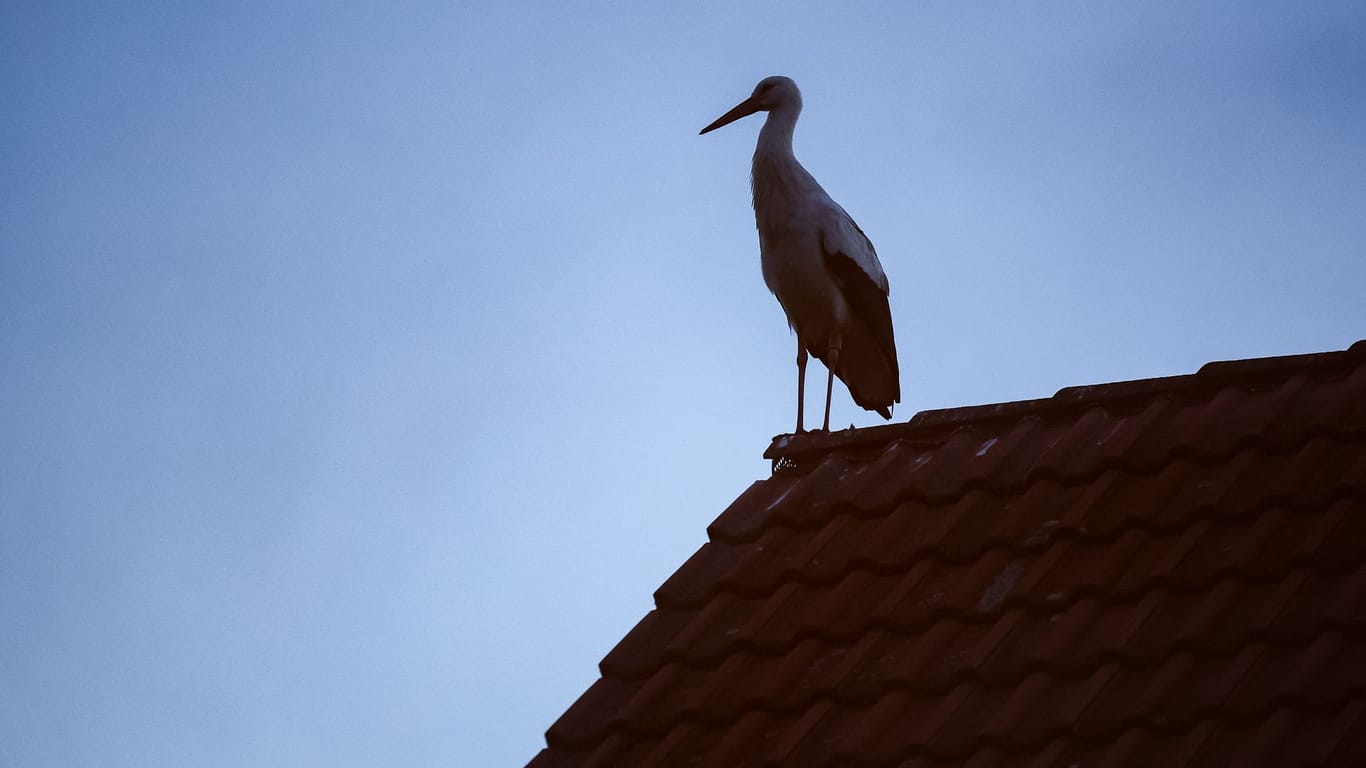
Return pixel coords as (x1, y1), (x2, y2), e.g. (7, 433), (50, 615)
(3, 2), (1364, 766)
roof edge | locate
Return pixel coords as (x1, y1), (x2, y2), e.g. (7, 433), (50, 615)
(764, 339), (1366, 470)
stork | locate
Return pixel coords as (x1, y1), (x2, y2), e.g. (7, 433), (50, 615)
(701, 75), (900, 433)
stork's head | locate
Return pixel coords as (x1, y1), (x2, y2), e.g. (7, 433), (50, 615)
(699, 76), (802, 135)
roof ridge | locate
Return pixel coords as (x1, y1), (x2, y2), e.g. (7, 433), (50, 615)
(730, 425), (1364, 544)
(764, 339), (1366, 468)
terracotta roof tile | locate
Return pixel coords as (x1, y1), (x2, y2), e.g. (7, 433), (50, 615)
(530, 341), (1366, 767)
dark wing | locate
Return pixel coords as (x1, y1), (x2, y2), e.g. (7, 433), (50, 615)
(821, 230), (901, 416)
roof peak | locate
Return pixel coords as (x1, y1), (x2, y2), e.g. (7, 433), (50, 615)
(765, 339), (1366, 472)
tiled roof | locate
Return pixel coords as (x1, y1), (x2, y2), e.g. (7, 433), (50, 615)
(529, 340), (1366, 767)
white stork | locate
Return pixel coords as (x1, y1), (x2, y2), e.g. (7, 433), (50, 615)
(701, 75), (900, 433)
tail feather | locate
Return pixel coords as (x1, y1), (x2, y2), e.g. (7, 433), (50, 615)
(837, 333), (900, 418)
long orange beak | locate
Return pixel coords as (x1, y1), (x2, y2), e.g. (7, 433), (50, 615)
(699, 95), (763, 135)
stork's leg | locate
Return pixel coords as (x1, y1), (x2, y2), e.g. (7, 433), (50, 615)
(823, 337), (842, 432)
(796, 343), (808, 434)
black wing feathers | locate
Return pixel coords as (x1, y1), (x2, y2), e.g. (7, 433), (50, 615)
(821, 248), (901, 415)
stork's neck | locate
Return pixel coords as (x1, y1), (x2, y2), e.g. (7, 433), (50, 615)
(755, 102), (800, 161)
(751, 101), (814, 207)
(750, 100), (819, 231)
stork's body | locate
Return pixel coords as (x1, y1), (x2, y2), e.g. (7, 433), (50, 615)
(701, 76), (900, 432)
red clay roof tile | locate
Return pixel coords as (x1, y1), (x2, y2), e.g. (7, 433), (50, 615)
(529, 340), (1366, 767)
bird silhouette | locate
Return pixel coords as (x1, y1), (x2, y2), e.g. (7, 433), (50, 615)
(701, 75), (900, 432)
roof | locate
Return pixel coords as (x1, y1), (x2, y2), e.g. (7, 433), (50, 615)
(529, 340), (1366, 767)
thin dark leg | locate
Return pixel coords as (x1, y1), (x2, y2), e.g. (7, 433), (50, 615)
(823, 366), (834, 431)
(823, 338), (841, 432)
(796, 343), (808, 433)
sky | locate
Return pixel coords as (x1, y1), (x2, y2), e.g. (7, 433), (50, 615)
(2, 2), (1364, 765)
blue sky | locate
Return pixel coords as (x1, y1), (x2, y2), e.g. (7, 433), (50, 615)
(2, 2), (1364, 765)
